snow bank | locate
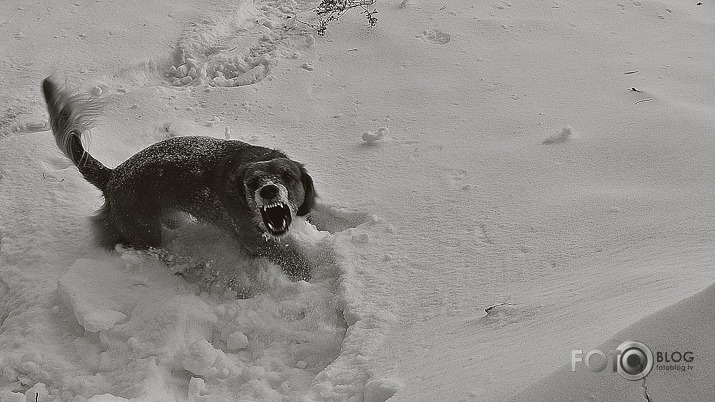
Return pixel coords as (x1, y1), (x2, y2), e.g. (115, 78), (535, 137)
(510, 282), (715, 401)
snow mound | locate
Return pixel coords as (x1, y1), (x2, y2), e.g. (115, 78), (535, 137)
(225, 330), (249, 350)
(58, 259), (130, 332)
(309, 202), (379, 234)
(175, 339), (219, 376)
(21, 210), (377, 400)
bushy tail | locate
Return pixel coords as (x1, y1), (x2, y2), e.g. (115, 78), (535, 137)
(42, 78), (112, 191)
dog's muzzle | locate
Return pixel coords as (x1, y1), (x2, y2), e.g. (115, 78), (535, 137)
(257, 184), (292, 236)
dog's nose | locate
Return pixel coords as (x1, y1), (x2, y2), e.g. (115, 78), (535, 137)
(259, 184), (279, 199)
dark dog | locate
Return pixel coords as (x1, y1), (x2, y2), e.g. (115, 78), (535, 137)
(42, 78), (316, 281)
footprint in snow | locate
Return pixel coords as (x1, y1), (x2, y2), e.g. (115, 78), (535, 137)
(419, 28), (451, 45)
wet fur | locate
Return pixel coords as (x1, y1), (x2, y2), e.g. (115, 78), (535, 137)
(42, 78), (316, 281)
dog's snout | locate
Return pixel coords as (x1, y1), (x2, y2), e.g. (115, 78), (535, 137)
(259, 184), (279, 199)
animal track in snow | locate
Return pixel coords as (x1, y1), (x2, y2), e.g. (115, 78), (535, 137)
(474, 222), (494, 245)
(446, 168), (474, 190)
(163, 1), (310, 88)
(1, 105), (48, 136)
(419, 28), (451, 45)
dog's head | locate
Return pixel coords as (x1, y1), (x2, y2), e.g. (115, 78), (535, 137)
(241, 158), (316, 237)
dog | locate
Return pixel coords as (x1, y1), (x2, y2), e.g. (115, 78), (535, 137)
(42, 77), (316, 281)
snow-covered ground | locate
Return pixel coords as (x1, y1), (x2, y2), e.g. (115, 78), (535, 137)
(1, 0), (713, 401)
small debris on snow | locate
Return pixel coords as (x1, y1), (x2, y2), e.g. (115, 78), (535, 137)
(90, 86), (103, 96)
(542, 126), (574, 145)
(224, 126), (231, 139)
(362, 127), (389, 143)
(25, 383), (48, 402)
(226, 331), (249, 350)
(175, 339), (219, 376)
(206, 116), (221, 127)
(305, 34), (315, 47)
(485, 302), (514, 314)
(481, 302), (538, 327)
(363, 131), (379, 142)
(295, 360), (308, 369)
(301, 62), (314, 71)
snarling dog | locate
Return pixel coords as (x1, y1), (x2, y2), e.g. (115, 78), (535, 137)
(42, 78), (316, 281)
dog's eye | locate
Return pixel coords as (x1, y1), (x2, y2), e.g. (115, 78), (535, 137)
(246, 177), (260, 189)
(281, 168), (298, 182)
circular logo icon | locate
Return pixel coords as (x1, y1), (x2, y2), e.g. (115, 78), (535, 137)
(616, 340), (653, 380)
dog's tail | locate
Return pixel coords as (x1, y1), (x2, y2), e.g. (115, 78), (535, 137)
(42, 78), (112, 191)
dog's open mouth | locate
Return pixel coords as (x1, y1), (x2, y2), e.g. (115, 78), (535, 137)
(260, 202), (292, 236)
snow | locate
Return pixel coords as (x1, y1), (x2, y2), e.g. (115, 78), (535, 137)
(363, 377), (402, 402)
(542, 126), (574, 145)
(225, 331), (249, 351)
(175, 340), (219, 376)
(2, 0), (714, 401)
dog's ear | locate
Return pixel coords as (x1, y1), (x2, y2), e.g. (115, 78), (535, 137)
(297, 165), (316, 216)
